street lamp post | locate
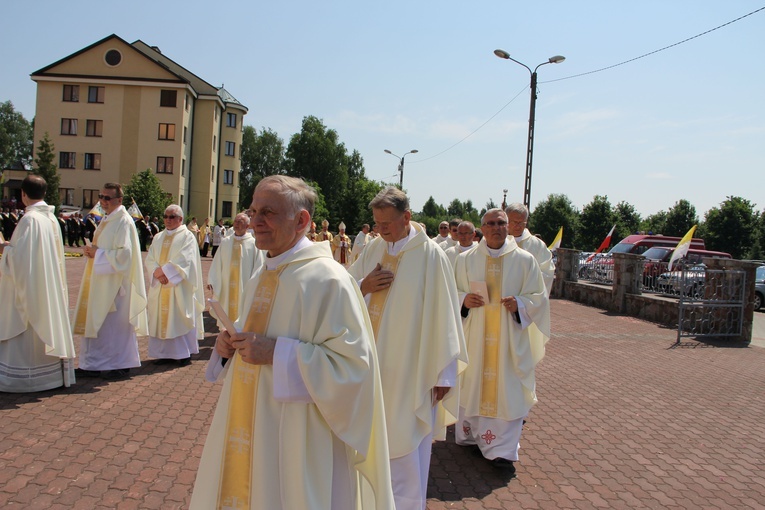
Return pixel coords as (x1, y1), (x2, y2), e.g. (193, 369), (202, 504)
(502, 189), (508, 210)
(494, 49), (564, 211)
(384, 149), (418, 188)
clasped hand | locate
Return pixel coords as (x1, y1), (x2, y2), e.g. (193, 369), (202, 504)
(464, 293), (519, 313)
(215, 329), (275, 365)
(83, 244), (98, 258)
(152, 267), (169, 285)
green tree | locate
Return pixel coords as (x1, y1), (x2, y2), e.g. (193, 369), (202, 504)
(337, 150), (383, 232)
(0, 100), (33, 169)
(32, 132), (60, 209)
(613, 201), (641, 243)
(123, 169), (173, 224)
(239, 126), (286, 209)
(640, 211), (668, 235)
(285, 116), (348, 224)
(664, 199), (698, 237)
(703, 196), (757, 259)
(749, 210), (765, 260)
(578, 195), (615, 251)
(528, 193), (580, 249)
(421, 196), (446, 219)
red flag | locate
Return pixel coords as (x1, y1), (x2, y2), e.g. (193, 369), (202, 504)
(586, 225), (616, 262)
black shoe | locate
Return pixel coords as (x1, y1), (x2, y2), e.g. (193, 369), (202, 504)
(176, 358), (191, 367)
(74, 368), (101, 378)
(491, 457), (516, 474)
(152, 359), (173, 365)
(102, 368), (130, 380)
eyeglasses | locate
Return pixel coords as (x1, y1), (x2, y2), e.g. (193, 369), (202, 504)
(439, 226), (449, 229)
(163, 214), (178, 220)
(507, 219), (527, 226)
(483, 220), (508, 227)
(98, 194), (118, 201)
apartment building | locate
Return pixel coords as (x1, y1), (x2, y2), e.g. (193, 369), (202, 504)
(30, 34), (247, 221)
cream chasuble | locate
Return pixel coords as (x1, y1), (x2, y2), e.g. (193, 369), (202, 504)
(208, 233), (262, 328)
(0, 202), (74, 358)
(454, 238), (550, 422)
(348, 222), (467, 458)
(72, 205), (147, 338)
(145, 226), (205, 340)
(191, 242), (394, 510)
(515, 228), (555, 295)
(332, 233), (352, 266)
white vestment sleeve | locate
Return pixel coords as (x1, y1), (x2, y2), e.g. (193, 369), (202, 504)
(273, 337), (314, 403)
(436, 358), (457, 388)
(205, 350), (231, 382)
(0, 246), (11, 275)
(161, 262), (183, 286)
(516, 298), (532, 330)
(93, 248), (117, 275)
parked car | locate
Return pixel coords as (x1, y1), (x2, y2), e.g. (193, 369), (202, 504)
(656, 264), (707, 297)
(755, 265), (764, 311)
(608, 234), (705, 256)
(641, 246), (731, 290)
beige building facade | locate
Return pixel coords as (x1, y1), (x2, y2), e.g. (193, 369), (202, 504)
(30, 34), (247, 221)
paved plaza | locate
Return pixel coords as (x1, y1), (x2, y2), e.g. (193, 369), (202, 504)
(1, 250), (764, 509)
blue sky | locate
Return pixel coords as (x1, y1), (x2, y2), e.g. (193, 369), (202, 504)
(2, 1), (763, 219)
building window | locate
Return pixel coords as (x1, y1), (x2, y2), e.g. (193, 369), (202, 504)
(61, 118), (77, 135)
(156, 157), (174, 174)
(180, 194), (184, 208)
(222, 201), (232, 218)
(213, 135), (216, 152)
(210, 199), (214, 216)
(226, 113), (237, 128)
(84, 153), (101, 170)
(83, 189), (99, 208)
(225, 141), (235, 156)
(158, 123), (176, 140)
(223, 169), (234, 185)
(104, 49), (122, 67)
(214, 108), (218, 121)
(88, 86), (105, 103)
(63, 85), (79, 102)
(60, 188), (75, 205)
(160, 90), (177, 107)
(211, 165), (215, 182)
(59, 152), (76, 169)
(181, 158), (186, 176)
(183, 126), (187, 144)
(185, 93), (190, 111)
(86, 119), (103, 137)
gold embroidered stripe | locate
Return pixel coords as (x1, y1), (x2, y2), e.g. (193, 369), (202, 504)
(479, 255), (503, 418)
(72, 221), (106, 335)
(158, 235), (174, 339)
(227, 241), (242, 322)
(367, 251), (401, 340)
(217, 268), (282, 508)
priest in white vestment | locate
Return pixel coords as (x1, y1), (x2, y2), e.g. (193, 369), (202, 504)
(437, 219), (461, 251)
(454, 208), (550, 475)
(0, 175), (76, 392)
(207, 212), (263, 330)
(351, 223), (370, 262)
(73, 183), (148, 380)
(433, 221), (450, 244)
(190, 176), (395, 510)
(348, 186), (467, 510)
(444, 220), (478, 267)
(332, 221), (352, 267)
(505, 203), (556, 295)
(145, 205), (205, 366)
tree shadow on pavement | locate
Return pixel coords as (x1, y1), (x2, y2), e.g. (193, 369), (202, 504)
(428, 426), (516, 502)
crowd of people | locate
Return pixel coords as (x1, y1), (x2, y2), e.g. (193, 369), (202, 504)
(1, 174), (555, 510)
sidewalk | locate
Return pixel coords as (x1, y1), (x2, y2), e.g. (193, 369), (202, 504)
(1, 252), (763, 509)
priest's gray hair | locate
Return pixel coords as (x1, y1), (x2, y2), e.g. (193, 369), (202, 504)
(481, 208), (507, 225)
(505, 202), (529, 220)
(370, 186), (410, 213)
(459, 221), (476, 233)
(165, 204), (184, 221)
(257, 175), (316, 219)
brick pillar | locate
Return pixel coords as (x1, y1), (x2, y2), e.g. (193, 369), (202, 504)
(552, 248), (580, 298)
(612, 253), (644, 313)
